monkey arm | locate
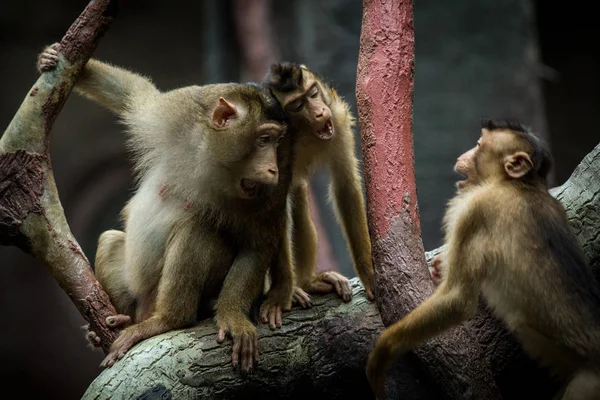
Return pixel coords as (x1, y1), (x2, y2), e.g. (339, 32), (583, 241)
(74, 58), (159, 114)
(290, 183), (319, 287)
(329, 150), (375, 299)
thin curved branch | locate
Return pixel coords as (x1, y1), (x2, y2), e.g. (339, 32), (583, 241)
(0, 0), (120, 352)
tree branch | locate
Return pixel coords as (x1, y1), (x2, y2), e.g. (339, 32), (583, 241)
(0, 0), (120, 353)
(355, 0), (502, 398)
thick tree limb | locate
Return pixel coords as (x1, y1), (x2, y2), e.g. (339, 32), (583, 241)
(0, 0), (119, 352)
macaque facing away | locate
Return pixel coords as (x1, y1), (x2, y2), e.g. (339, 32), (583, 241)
(38, 44), (293, 371)
(260, 63), (375, 327)
(366, 120), (600, 399)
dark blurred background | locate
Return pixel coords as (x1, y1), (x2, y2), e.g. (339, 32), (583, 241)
(0, 0), (598, 398)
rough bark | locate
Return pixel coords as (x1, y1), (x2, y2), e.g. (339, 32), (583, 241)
(355, 0), (502, 398)
(0, 0), (120, 352)
(81, 142), (599, 399)
(82, 281), (387, 400)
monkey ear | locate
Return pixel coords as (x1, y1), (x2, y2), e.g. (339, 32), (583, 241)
(212, 97), (238, 128)
(504, 152), (533, 179)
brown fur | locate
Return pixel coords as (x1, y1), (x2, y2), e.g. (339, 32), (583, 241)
(366, 120), (600, 399)
(38, 44), (292, 371)
(259, 63), (375, 326)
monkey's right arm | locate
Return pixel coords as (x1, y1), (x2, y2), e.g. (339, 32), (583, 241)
(37, 43), (159, 114)
(215, 245), (276, 372)
(366, 214), (485, 398)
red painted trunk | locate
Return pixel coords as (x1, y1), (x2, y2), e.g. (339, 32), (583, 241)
(356, 0), (427, 326)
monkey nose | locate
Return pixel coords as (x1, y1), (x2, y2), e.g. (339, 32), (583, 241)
(268, 167), (278, 176)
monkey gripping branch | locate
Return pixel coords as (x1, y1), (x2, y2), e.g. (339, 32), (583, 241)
(1, 1), (599, 399)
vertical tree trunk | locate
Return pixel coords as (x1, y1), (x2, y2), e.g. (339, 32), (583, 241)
(356, 0), (502, 398)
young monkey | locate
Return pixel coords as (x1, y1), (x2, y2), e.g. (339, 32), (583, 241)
(260, 63), (375, 327)
(38, 44), (293, 371)
(366, 120), (600, 399)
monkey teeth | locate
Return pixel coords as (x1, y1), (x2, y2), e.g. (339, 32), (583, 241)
(314, 119), (335, 140)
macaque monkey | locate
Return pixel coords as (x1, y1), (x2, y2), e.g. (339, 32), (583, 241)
(38, 44), (293, 371)
(366, 120), (600, 399)
(259, 62), (375, 327)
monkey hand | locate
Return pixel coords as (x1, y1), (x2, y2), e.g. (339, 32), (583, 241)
(37, 43), (61, 73)
(311, 271), (353, 302)
(99, 323), (143, 368)
(85, 314), (132, 349)
(429, 253), (445, 286)
(366, 346), (391, 399)
(260, 290), (292, 330)
(292, 286), (312, 309)
(217, 316), (259, 372)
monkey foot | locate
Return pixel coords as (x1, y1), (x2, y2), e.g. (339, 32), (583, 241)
(308, 271), (352, 302)
(217, 318), (258, 372)
(260, 300), (284, 330)
(84, 327), (103, 348)
(292, 286), (312, 308)
(37, 43), (60, 73)
(106, 314), (132, 329)
(100, 328), (143, 368)
(83, 314), (132, 349)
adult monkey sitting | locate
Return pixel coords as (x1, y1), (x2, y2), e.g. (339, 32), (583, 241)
(366, 120), (600, 399)
(38, 44), (294, 372)
(260, 63), (376, 329)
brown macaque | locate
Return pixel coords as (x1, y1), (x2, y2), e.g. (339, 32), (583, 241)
(366, 120), (600, 399)
(259, 62), (375, 328)
(38, 44), (293, 371)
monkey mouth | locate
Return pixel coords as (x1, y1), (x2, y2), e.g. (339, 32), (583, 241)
(454, 170), (468, 189)
(314, 118), (335, 140)
(240, 179), (258, 199)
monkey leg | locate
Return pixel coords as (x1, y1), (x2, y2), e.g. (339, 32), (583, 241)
(100, 223), (219, 368)
(95, 230), (136, 317)
(87, 230), (135, 348)
(561, 368), (600, 400)
(291, 184), (352, 302)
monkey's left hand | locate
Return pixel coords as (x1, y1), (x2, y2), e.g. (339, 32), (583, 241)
(217, 316), (259, 372)
(366, 346), (391, 399)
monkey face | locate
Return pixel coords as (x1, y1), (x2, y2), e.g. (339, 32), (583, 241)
(284, 81), (335, 141)
(207, 95), (287, 200)
(455, 128), (538, 191)
(235, 123), (286, 199)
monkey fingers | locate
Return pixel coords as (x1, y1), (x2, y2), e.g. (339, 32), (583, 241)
(217, 318), (259, 372)
(99, 328), (143, 368)
(85, 328), (102, 348)
(106, 314), (132, 329)
(292, 286), (312, 308)
(314, 271), (353, 302)
(37, 43), (60, 72)
(260, 301), (283, 330)
(429, 254), (444, 286)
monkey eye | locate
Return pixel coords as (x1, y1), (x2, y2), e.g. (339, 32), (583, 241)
(309, 85), (319, 98)
(258, 135), (272, 146)
(289, 99), (304, 112)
